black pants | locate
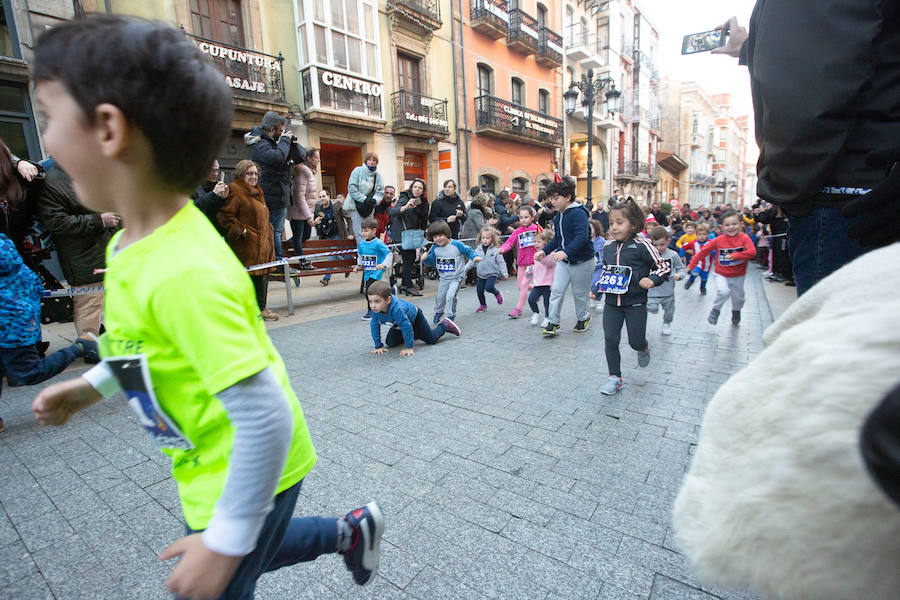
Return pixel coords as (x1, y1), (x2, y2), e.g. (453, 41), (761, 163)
(399, 248), (417, 289)
(364, 277), (377, 311)
(290, 219), (312, 255)
(603, 303), (648, 377)
(385, 309), (447, 347)
(251, 274), (268, 310)
(528, 285), (551, 315)
(476, 275), (500, 305)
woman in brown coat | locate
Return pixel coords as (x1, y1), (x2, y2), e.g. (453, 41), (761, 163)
(218, 159), (279, 321)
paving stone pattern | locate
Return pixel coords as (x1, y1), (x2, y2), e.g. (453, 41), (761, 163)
(0, 268), (773, 599)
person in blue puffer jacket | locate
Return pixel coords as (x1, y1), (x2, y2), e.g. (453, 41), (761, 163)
(0, 234), (98, 433)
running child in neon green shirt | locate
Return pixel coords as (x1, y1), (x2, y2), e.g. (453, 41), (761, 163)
(29, 16), (383, 599)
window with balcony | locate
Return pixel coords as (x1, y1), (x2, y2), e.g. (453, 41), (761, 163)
(511, 77), (524, 106)
(597, 17), (609, 53)
(536, 3), (547, 28)
(398, 53), (421, 94)
(477, 63), (493, 97)
(480, 174), (498, 195)
(512, 177), (529, 195)
(538, 89), (549, 114)
(190, 0), (245, 46)
(564, 5), (574, 45)
(305, 0), (379, 79)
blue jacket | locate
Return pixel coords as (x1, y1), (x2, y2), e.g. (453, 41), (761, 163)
(357, 237), (391, 281)
(0, 234), (43, 348)
(543, 203), (593, 264)
(370, 295), (420, 348)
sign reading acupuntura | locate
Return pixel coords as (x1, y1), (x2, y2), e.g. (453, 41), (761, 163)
(188, 33), (285, 103)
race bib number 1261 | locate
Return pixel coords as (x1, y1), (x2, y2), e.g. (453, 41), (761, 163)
(597, 265), (633, 295)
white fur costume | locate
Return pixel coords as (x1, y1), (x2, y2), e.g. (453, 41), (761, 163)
(673, 243), (900, 600)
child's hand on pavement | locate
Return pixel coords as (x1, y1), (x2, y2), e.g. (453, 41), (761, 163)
(399, 348), (414, 357)
(33, 377), (102, 426)
(160, 533), (242, 600)
(639, 277), (654, 289)
(371, 347), (388, 355)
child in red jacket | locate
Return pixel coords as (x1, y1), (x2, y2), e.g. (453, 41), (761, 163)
(687, 211), (757, 325)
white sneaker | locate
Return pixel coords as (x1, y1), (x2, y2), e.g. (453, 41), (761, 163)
(661, 322), (672, 336)
(530, 313), (541, 325)
(540, 318), (550, 328)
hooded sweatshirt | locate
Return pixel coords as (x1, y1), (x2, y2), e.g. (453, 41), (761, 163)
(542, 203), (593, 264)
(499, 223), (543, 266)
(0, 234), (43, 347)
(648, 248), (686, 298)
(475, 244), (508, 279)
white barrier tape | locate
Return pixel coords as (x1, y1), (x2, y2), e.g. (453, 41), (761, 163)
(43, 286), (105, 298)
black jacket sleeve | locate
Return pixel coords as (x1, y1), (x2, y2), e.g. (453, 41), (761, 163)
(37, 182), (104, 237)
(193, 189), (228, 222)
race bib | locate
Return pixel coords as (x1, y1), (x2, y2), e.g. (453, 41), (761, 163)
(106, 355), (194, 451)
(597, 265), (633, 295)
(718, 246), (745, 267)
(436, 257), (456, 274)
(359, 254), (378, 269)
(519, 230), (535, 248)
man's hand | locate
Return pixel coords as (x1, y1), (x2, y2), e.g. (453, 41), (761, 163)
(213, 181), (229, 199)
(399, 348), (414, 357)
(17, 160), (38, 182)
(160, 533), (242, 600)
(639, 277), (654, 289)
(306, 218), (315, 227)
(313, 216), (323, 225)
(551, 250), (567, 262)
(843, 149), (900, 247)
(456, 209), (464, 217)
(533, 250), (545, 261)
(711, 17), (748, 58)
(371, 347), (388, 355)
(101, 213), (121, 228)
(448, 215), (457, 223)
(33, 377), (102, 426)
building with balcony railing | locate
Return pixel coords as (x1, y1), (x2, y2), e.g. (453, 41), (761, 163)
(391, 90), (449, 137)
(386, 0), (442, 32)
(507, 8), (541, 55)
(470, 0), (510, 39)
(536, 26), (563, 67)
(474, 95), (562, 148)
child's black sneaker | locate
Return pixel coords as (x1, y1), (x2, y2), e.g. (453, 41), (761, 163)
(341, 502), (385, 586)
(433, 312), (443, 325)
(75, 337), (101, 364)
(700, 287), (707, 295)
(684, 278), (694, 290)
(731, 310), (741, 325)
(542, 322), (560, 336)
(708, 308), (720, 324)
(361, 310), (373, 321)
(573, 317), (591, 332)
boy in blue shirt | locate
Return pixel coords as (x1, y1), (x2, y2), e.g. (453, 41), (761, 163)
(422, 220), (480, 323)
(367, 281), (459, 357)
(352, 217), (391, 320)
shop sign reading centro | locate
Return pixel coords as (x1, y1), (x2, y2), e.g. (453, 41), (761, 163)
(321, 71), (383, 97)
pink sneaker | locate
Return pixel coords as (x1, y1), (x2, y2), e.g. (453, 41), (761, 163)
(496, 291), (504, 305)
(508, 309), (522, 319)
(475, 305), (487, 313)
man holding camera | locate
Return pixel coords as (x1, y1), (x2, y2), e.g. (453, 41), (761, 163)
(244, 111), (302, 261)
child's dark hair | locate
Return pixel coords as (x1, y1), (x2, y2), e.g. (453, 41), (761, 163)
(361, 217), (378, 230)
(366, 280), (392, 300)
(545, 177), (575, 202)
(649, 226), (669, 242)
(426, 220), (451, 239)
(719, 209), (741, 224)
(518, 204), (536, 217)
(589, 219), (605, 239)
(33, 16), (233, 193)
(609, 197), (645, 236)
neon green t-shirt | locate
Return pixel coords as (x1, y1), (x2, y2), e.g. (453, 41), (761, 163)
(100, 202), (316, 530)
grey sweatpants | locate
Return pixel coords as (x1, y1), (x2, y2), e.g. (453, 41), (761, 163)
(647, 295), (675, 323)
(434, 277), (462, 318)
(712, 273), (746, 311)
(547, 259), (594, 325)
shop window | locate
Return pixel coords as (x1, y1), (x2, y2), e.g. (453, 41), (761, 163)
(477, 63), (493, 97)
(480, 174), (498, 195)
(190, 0), (245, 47)
(538, 89), (549, 114)
(511, 78), (524, 106)
(512, 177), (529, 196)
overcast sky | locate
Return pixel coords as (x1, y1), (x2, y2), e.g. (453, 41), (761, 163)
(637, 0), (759, 161)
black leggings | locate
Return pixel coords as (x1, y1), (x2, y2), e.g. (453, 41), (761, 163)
(476, 275), (500, 305)
(400, 248), (417, 288)
(603, 303), (648, 377)
(528, 285), (551, 315)
(385, 309), (446, 347)
(251, 274), (268, 310)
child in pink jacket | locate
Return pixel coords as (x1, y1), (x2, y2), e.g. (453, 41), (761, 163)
(499, 205), (542, 318)
(527, 229), (556, 326)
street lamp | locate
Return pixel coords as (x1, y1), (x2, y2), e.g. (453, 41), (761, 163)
(564, 68), (620, 207)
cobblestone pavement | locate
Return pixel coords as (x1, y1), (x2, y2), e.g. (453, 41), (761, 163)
(0, 266), (774, 600)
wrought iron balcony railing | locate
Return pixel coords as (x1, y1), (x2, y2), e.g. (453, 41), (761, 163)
(690, 172), (717, 186)
(536, 26), (563, 67)
(507, 8), (540, 55)
(470, 0), (509, 39)
(185, 32), (285, 104)
(617, 160), (654, 179)
(391, 90), (449, 135)
(388, 0), (441, 31)
(474, 94), (562, 147)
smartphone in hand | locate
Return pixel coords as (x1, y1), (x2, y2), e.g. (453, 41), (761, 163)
(681, 29), (727, 54)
